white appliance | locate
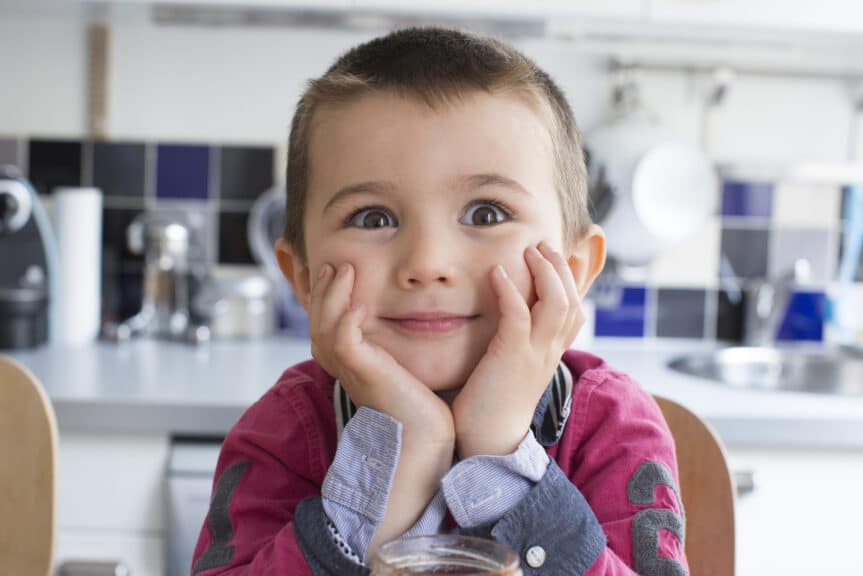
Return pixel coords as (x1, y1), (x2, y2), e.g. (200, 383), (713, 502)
(166, 440), (222, 576)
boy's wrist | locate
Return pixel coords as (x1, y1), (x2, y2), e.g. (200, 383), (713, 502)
(455, 422), (529, 459)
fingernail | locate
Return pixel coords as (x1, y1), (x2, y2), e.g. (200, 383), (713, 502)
(337, 263), (350, 277)
(318, 265), (329, 279)
(494, 264), (506, 278)
(538, 240), (555, 254)
(526, 245), (541, 258)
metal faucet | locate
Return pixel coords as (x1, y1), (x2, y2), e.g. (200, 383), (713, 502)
(744, 259), (811, 347)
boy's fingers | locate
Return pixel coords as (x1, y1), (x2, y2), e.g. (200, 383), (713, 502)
(318, 263), (354, 334)
(537, 241), (581, 339)
(525, 244), (568, 346)
(333, 303), (400, 407)
(490, 265), (530, 341)
(309, 264), (334, 337)
(332, 302), (368, 373)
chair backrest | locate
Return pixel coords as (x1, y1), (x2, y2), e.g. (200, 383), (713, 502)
(653, 395), (735, 576)
(0, 354), (58, 576)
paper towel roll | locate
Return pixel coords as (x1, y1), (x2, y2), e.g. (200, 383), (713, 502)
(52, 187), (103, 345)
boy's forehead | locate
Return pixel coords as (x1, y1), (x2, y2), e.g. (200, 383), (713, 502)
(306, 89), (556, 192)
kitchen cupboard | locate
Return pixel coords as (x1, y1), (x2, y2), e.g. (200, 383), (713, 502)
(728, 447), (863, 575)
(350, 0), (644, 20)
(55, 434), (169, 576)
(53, 435), (863, 576)
(649, 0), (863, 35)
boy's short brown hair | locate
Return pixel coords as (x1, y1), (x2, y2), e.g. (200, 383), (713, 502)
(285, 26), (590, 261)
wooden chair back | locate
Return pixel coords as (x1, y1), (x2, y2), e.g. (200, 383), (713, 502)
(654, 395), (735, 576)
(0, 355), (58, 576)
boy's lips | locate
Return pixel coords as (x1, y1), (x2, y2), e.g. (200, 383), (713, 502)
(380, 312), (480, 334)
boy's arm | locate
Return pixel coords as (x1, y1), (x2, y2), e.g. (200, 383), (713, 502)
(190, 378), (368, 576)
(320, 406), (449, 562)
(307, 263), (455, 560)
(454, 373), (687, 576)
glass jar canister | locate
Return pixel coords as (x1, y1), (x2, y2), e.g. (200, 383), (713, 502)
(370, 535), (523, 575)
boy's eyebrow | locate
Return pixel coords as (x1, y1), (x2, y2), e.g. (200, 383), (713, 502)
(456, 173), (533, 197)
(323, 181), (396, 213)
(322, 173), (531, 213)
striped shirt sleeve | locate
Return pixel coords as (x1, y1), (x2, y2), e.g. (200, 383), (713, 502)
(321, 406), (402, 563)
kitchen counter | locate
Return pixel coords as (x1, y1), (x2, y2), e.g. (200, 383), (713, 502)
(5, 337), (863, 448)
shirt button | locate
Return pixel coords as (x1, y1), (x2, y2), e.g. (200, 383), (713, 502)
(525, 545), (546, 568)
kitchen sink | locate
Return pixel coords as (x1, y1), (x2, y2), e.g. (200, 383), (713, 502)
(667, 346), (863, 396)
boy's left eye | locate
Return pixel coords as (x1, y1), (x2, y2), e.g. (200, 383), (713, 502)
(461, 202), (511, 226)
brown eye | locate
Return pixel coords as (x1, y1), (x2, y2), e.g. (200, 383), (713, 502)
(462, 202), (509, 226)
(347, 208), (397, 229)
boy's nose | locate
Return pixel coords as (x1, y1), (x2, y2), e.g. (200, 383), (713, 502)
(396, 232), (457, 289)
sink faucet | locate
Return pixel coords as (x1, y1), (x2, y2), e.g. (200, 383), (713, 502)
(743, 259), (811, 347)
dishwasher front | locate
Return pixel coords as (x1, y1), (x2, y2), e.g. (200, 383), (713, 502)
(166, 439), (222, 576)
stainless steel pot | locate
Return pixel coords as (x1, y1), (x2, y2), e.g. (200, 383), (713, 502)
(193, 270), (275, 339)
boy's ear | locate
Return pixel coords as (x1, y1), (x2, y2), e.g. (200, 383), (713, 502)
(566, 224), (607, 299)
(275, 238), (312, 313)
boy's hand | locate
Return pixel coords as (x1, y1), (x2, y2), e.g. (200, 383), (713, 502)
(310, 263), (453, 440)
(452, 242), (585, 458)
(310, 263), (454, 555)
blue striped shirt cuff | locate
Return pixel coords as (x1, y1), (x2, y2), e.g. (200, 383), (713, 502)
(322, 407), (402, 561)
(441, 432), (550, 528)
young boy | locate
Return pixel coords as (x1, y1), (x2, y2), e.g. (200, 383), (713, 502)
(192, 27), (687, 576)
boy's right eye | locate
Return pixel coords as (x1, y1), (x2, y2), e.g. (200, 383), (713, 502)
(346, 207), (398, 229)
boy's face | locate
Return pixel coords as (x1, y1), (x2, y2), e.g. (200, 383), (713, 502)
(286, 90), (583, 392)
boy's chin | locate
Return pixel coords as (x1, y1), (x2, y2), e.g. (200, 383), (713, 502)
(396, 352), (476, 393)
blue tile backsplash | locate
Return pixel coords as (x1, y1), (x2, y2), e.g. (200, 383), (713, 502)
(156, 144), (210, 200)
(27, 139), (83, 195)
(721, 180), (773, 218)
(777, 291), (826, 342)
(93, 141), (147, 200)
(1, 133), (854, 341)
(720, 228), (769, 279)
(595, 286), (647, 338)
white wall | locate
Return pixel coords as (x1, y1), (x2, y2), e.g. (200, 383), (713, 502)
(1, 7), (862, 164)
(0, 14), (88, 136)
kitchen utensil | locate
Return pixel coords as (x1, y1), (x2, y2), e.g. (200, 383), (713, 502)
(585, 115), (717, 267)
(104, 212), (208, 343)
(248, 185), (308, 336)
(192, 269), (275, 339)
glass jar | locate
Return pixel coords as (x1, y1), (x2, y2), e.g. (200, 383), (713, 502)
(370, 534), (523, 575)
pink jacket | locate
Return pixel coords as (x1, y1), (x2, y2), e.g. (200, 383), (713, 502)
(192, 349), (688, 575)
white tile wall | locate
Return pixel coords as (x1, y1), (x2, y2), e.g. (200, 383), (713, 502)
(0, 16), (87, 136)
(3, 9), (861, 167)
(2, 10), (862, 328)
(769, 227), (836, 284)
(706, 76), (855, 166)
(647, 216), (721, 287)
(773, 181), (841, 228)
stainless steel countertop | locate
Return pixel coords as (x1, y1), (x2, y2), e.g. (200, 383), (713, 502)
(6, 336), (863, 448)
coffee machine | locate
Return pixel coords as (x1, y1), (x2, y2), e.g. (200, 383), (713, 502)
(103, 212), (210, 343)
(0, 166), (57, 349)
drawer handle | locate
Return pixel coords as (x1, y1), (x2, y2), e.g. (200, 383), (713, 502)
(58, 560), (131, 576)
(734, 469), (756, 497)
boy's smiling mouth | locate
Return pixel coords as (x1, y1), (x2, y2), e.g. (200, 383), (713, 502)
(380, 311), (481, 334)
